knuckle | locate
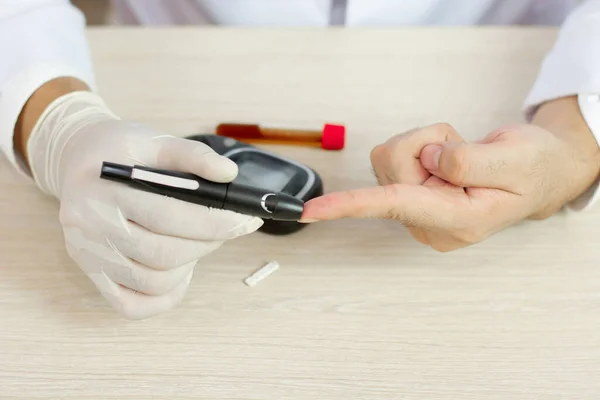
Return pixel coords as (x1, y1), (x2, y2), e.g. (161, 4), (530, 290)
(401, 127), (421, 137)
(369, 144), (384, 164)
(431, 122), (457, 138)
(370, 148), (396, 185)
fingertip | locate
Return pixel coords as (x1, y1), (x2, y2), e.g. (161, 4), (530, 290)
(298, 195), (333, 222)
(197, 152), (239, 182)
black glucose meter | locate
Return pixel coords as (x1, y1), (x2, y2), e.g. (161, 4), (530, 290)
(186, 134), (323, 235)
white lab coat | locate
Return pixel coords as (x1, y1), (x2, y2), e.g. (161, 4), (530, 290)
(1, 0), (600, 207)
(110, 0), (576, 26)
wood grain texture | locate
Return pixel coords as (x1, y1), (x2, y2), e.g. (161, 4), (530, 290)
(1, 28), (600, 399)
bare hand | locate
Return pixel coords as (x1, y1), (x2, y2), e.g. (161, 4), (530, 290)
(301, 122), (600, 252)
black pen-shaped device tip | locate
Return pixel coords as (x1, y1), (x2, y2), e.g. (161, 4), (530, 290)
(270, 192), (304, 221)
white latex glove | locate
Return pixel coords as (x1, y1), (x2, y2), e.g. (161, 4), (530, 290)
(27, 91), (263, 319)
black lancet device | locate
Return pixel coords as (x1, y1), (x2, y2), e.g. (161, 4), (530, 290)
(100, 135), (323, 235)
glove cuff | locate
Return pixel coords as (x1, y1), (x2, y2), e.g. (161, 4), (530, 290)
(27, 91), (119, 198)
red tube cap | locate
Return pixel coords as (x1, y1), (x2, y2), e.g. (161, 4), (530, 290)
(321, 124), (345, 150)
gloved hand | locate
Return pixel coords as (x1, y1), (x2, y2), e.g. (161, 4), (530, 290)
(302, 101), (600, 252)
(27, 91), (263, 319)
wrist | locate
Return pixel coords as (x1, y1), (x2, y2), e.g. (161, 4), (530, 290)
(531, 96), (600, 158)
(14, 77), (90, 170)
(27, 90), (119, 198)
(531, 95), (600, 206)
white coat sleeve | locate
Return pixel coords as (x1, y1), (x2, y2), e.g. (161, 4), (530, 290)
(524, 0), (600, 211)
(0, 0), (95, 176)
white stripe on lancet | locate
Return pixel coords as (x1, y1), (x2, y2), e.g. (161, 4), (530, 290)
(131, 168), (199, 190)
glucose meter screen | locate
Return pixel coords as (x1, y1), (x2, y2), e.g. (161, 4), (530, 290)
(235, 159), (296, 192)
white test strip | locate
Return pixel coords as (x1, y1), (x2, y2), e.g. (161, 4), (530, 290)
(244, 261), (280, 286)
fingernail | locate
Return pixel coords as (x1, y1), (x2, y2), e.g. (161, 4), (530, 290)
(299, 218), (317, 223)
(422, 144), (443, 170)
(433, 149), (441, 168)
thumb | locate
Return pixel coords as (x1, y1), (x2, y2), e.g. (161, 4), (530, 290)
(156, 136), (238, 182)
(419, 141), (517, 190)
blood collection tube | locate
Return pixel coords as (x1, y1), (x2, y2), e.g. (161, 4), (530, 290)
(215, 123), (345, 150)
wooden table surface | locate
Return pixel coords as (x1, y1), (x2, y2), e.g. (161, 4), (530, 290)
(2, 28), (600, 399)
